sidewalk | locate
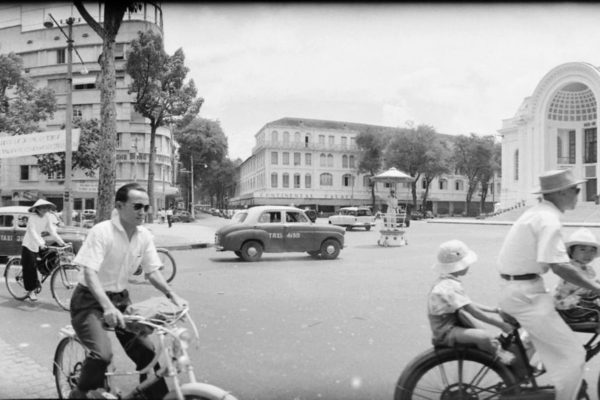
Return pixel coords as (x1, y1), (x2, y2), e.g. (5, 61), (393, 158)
(0, 219), (218, 399)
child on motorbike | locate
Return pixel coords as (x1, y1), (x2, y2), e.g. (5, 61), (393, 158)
(554, 228), (600, 324)
(428, 239), (516, 364)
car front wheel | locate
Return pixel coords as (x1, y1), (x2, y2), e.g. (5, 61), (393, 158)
(240, 241), (263, 262)
(320, 239), (341, 260)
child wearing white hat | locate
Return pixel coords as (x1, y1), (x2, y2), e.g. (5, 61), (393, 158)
(554, 228), (600, 324)
(428, 240), (515, 364)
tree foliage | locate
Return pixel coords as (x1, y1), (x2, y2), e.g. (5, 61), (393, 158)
(126, 29), (202, 221)
(74, 1), (141, 222)
(356, 127), (389, 211)
(0, 52), (56, 135)
(36, 118), (102, 178)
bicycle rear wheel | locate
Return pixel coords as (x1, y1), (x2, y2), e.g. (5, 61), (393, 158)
(53, 336), (87, 399)
(50, 264), (80, 311)
(395, 347), (518, 400)
(4, 257), (28, 300)
(157, 248), (176, 283)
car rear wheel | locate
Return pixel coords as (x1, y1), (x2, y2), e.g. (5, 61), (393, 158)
(365, 225), (371, 231)
(240, 241), (263, 262)
(320, 239), (341, 260)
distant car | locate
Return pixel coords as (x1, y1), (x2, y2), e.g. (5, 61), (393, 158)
(172, 210), (194, 223)
(0, 206), (87, 262)
(214, 205), (345, 261)
(328, 206), (375, 231)
(81, 209), (96, 219)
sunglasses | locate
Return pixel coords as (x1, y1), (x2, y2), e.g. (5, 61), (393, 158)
(132, 203), (150, 212)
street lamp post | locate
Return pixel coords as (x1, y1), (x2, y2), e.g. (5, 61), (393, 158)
(44, 14), (87, 226)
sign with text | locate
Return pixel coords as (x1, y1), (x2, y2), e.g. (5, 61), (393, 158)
(0, 129), (81, 159)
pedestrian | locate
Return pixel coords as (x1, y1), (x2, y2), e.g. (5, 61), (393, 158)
(428, 239), (515, 364)
(554, 228), (600, 324)
(386, 189), (399, 228)
(497, 169), (600, 399)
(158, 208), (166, 224)
(68, 182), (187, 399)
(21, 199), (66, 301)
(166, 207), (173, 228)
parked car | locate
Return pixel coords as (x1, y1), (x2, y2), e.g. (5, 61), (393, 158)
(81, 209), (96, 219)
(172, 210), (194, 223)
(215, 205), (345, 261)
(328, 206), (375, 231)
(0, 206), (88, 262)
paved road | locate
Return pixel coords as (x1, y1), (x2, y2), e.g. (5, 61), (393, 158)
(3, 218), (600, 399)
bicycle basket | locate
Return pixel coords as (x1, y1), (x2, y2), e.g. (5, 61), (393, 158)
(37, 248), (58, 275)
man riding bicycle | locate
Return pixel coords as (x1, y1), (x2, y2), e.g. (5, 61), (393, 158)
(68, 183), (187, 399)
(497, 169), (600, 400)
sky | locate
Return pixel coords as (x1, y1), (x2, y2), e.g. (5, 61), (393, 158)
(161, 3), (600, 161)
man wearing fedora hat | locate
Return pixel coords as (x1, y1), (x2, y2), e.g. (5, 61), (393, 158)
(497, 169), (600, 399)
(21, 199), (66, 301)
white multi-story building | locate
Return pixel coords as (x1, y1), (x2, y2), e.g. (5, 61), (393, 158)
(0, 3), (178, 212)
(500, 62), (600, 207)
(231, 117), (495, 215)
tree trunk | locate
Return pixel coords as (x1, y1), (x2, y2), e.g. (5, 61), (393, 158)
(96, 42), (117, 222)
(147, 121), (157, 223)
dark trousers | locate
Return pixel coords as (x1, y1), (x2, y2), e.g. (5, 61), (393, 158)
(21, 246), (40, 292)
(70, 285), (168, 397)
(167, 215), (172, 228)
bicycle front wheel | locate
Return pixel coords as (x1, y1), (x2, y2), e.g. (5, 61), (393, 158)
(53, 336), (87, 399)
(4, 257), (28, 300)
(157, 248), (177, 283)
(394, 347), (518, 400)
(50, 264), (80, 311)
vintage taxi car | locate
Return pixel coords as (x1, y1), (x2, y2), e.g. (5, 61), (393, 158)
(328, 206), (376, 231)
(0, 206), (87, 262)
(214, 205), (345, 261)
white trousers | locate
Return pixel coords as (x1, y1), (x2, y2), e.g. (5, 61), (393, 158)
(498, 277), (585, 400)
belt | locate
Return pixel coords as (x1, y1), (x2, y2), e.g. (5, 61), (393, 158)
(500, 273), (539, 281)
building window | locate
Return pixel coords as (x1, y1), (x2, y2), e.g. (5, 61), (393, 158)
(557, 136), (563, 161)
(74, 82), (95, 90)
(283, 173), (290, 188)
(328, 136), (334, 146)
(342, 155), (348, 168)
(271, 152), (278, 165)
(514, 150), (519, 181)
(320, 173), (333, 186)
(342, 174), (354, 187)
(349, 155), (355, 168)
(20, 165), (30, 180)
(320, 153), (326, 167)
(294, 132), (301, 143)
(305, 173), (312, 188)
(584, 128), (597, 163)
(114, 43), (125, 60)
(327, 154), (334, 167)
(283, 131), (290, 145)
(439, 178), (448, 190)
(271, 173), (278, 188)
(283, 152), (290, 165)
(341, 136), (347, 148)
(422, 179), (427, 189)
(363, 175), (371, 187)
(569, 131), (576, 164)
(455, 180), (464, 191)
(305, 153), (312, 166)
(319, 135), (325, 145)
(20, 165), (38, 181)
(305, 134), (311, 148)
(271, 131), (278, 143)
(73, 105), (83, 118)
(56, 48), (66, 64)
(294, 173), (301, 188)
(294, 152), (301, 166)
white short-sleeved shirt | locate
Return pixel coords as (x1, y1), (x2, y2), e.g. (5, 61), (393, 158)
(497, 200), (569, 275)
(22, 212), (62, 252)
(74, 210), (162, 292)
(428, 275), (472, 344)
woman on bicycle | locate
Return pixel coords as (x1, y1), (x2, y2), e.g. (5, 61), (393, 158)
(21, 199), (66, 301)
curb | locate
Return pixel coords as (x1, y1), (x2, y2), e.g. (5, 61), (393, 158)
(427, 219), (600, 228)
(160, 242), (212, 251)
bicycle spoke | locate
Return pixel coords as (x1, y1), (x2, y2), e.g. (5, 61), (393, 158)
(51, 264), (80, 311)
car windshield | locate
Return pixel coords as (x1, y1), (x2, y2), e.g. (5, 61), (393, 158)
(340, 209), (355, 216)
(232, 212), (248, 223)
(357, 209), (372, 216)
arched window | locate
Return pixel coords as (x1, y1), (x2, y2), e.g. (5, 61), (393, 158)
(282, 173), (289, 188)
(283, 131), (290, 145)
(421, 179), (427, 189)
(342, 174), (354, 187)
(514, 150), (519, 181)
(305, 133), (311, 148)
(271, 131), (278, 143)
(455, 180), (464, 191)
(342, 155), (349, 168)
(305, 173), (312, 188)
(327, 154), (334, 167)
(294, 173), (301, 188)
(320, 153), (327, 167)
(439, 179), (448, 190)
(294, 132), (301, 143)
(349, 155), (355, 168)
(320, 173), (333, 186)
(271, 173), (278, 188)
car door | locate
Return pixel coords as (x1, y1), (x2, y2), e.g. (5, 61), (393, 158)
(0, 213), (17, 256)
(283, 210), (315, 251)
(257, 210), (286, 251)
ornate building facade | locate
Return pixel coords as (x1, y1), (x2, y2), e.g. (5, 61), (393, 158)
(499, 62), (600, 207)
(0, 3), (178, 212)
